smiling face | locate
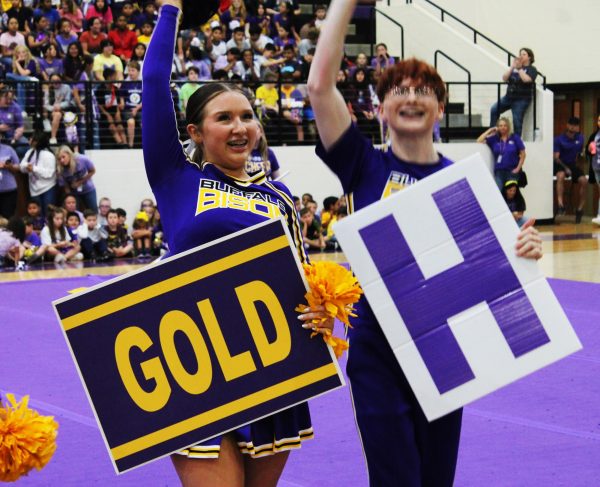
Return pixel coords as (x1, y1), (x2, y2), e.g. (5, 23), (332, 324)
(189, 91), (258, 178)
(380, 78), (443, 138)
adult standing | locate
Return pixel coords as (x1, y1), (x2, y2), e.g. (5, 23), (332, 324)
(0, 87), (28, 159)
(19, 131), (57, 217)
(307, 0), (543, 485)
(477, 116), (526, 190)
(0, 137), (20, 219)
(56, 145), (98, 212)
(586, 114), (600, 226)
(143, 1), (331, 485)
(490, 48), (538, 137)
(554, 117), (585, 222)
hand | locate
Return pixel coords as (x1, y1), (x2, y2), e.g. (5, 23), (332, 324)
(0, 124), (8, 132)
(26, 163), (33, 172)
(515, 219), (542, 260)
(298, 305), (335, 335)
(511, 167), (521, 174)
(565, 166), (572, 177)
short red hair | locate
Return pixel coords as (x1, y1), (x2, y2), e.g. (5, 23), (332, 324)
(376, 57), (446, 104)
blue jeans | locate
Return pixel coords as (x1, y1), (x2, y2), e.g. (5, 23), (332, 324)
(490, 95), (531, 136)
(494, 169), (519, 191)
(31, 184), (57, 218)
(76, 188), (98, 212)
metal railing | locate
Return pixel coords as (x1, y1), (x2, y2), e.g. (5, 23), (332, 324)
(411, 0), (547, 87)
(0, 77), (541, 151)
(372, 7), (405, 60)
(434, 50), (472, 129)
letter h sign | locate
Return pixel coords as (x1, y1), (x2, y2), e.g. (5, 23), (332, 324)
(333, 156), (581, 420)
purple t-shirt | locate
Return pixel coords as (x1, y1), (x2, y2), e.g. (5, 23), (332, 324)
(554, 132), (584, 166)
(316, 123), (453, 328)
(39, 57), (63, 78)
(0, 143), (19, 192)
(0, 102), (23, 138)
(485, 133), (525, 171)
(57, 155), (96, 194)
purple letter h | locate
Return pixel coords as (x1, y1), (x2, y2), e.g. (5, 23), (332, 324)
(359, 179), (549, 394)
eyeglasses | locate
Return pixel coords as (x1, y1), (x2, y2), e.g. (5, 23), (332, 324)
(387, 86), (437, 99)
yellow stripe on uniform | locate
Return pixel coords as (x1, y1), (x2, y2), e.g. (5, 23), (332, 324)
(111, 363), (338, 460)
(266, 182), (308, 264)
(61, 235), (289, 330)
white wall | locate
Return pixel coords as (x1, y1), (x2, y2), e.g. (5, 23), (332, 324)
(382, 0), (599, 84)
(90, 132), (553, 227)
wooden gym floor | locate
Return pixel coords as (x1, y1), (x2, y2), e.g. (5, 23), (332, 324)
(1, 218), (600, 284)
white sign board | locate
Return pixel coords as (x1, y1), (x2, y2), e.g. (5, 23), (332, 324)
(334, 154), (582, 421)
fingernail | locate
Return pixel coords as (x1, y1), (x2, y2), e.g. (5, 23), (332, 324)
(298, 314), (306, 320)
(302, 323), (311, 328)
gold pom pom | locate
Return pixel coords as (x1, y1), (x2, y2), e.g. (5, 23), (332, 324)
(0, 394), (58, 482)
(297, 261), (363, 358)
(298, 261), (363, 326)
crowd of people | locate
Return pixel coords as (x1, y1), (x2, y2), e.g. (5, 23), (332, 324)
(0, 0), (399, 152)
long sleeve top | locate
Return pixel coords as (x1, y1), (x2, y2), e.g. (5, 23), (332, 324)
(20, 148), (57, 196)
(142, 4), (306, 261)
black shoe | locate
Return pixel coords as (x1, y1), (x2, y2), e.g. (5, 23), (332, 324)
(575, 210), (583, 224)
(557, 206), (566, 216)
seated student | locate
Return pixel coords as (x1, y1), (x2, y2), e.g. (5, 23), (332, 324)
(248, 22), (273, 54)
(92, 39), (124, 81)
(104, 207), (133, 257)
(79, 17), (107, 56)
(293, 195), (301, 212)
(280, 71), (305, 141)
(0, 17), (25, 74)
(255, 71), (280, 118)
(0, 216), (25, 267)
(213, 46), (242, 78)
(78, 208), (110, 261)
(25, 200), (45, 234)
(320, 195), (339, 234)
(305, 198), (321, 226)
(121, 60), (143, 148)
(299, 3), (326, 37)
(55, 18), (79, 56)
(273, 24), (295, 54)
(259, 42), (286, 77)
(370, 42), (395, 81)
(502, 179), (530, 227)
(179, 66), (201, 110)
(43, 73), (75, 145)
(39, 44), (63, 83)
(66, 210), (81, 241)
(96, 67), (127, 146)
(205, 24), (227, 62)
(300, 207), (325, 251)
(324, 205), (347, 251)
(22, 216), (48, 265)
(226, 25), (251, 51)
(280, 44), (302, 81)
(40, 205), (82, 263)
(115, 207), (128, 230)
(131, 210), (152, 259)
(237, 48), (261, 82)
(554, 116), (586, 221)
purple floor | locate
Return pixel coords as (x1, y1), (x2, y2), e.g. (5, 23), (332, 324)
(1, 276), (599, 486)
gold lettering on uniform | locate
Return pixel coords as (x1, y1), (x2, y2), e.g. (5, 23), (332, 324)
(228, 194), (249, 211)
(235, 281), (291, 367)
(249, 199), (277, 218)
(115, 326), (171, 412)
(159, 310), (213, 395)
(196, 189), (220, 215)
(197, 298), (257, 381)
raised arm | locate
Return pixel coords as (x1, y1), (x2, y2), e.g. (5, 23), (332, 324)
(307, 0), (355, 150)
(142, 0), (187, 186)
